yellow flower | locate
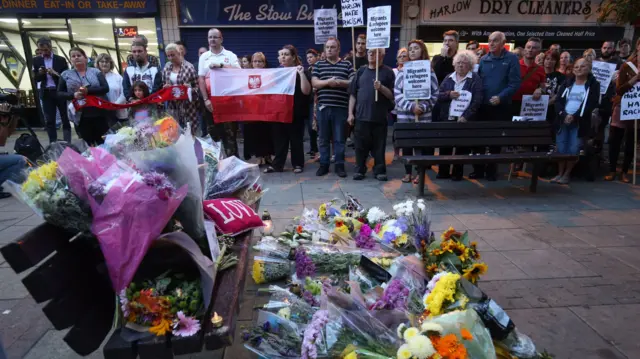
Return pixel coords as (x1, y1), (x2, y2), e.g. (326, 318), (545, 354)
(22, 161), (59, 193)
(335, 225), (350, 235)
(397, 344), (412, 359)
(441, 226), (459, 241)
(426, 273), (460, 316)
(462, 263), (488, 284)
(403, 327), (420, 342)
(319, 204), (327, 220)
(251, 260), (266, 284)
(396, 234), (409, 245)
(149, 318), (171, 336)
(344, 351), (358, 359)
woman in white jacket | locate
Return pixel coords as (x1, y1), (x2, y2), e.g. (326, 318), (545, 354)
(96, 53), (127, 125)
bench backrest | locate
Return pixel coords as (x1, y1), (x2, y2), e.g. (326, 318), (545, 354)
(393, 122), (553, 148)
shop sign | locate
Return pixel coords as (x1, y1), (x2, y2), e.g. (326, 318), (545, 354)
(418, 25), (625, 42)
(115, 26), (138, 38)
(420, 0), (613, 25)
(0, 0), (157, 14)
(179, 0), (400, 26)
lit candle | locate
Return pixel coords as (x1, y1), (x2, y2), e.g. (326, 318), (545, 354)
(261, 210), (273, 235)
(211, 312), (223, 328)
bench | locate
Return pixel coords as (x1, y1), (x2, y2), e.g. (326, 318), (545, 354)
(0, 214), (255, 358)
(393, 121), (579, 196)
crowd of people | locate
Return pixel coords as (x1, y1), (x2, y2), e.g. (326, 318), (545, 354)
(1, 28), (639, 200)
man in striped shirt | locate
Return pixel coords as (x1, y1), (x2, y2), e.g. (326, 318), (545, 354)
(312, 37), (355, 177)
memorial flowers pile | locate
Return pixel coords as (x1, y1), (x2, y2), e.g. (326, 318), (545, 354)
(422, 227), (487, 283)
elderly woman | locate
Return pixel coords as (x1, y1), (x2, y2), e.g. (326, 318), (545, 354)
(57, 47), (109, 146)
(244, 52), (274, 167)
(394, 39), (439, 183)
(392, 47), (408, 160)
(96, 53), (127, 124)
(163, 43), (199, 133)
(553, 58), (601, 184)
(436, 50), (483, 181)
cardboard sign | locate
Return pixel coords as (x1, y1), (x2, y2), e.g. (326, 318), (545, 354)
(314, 8), (338, 45)
(591, 61), (617, 94)
(621, 83), (640, 121)
(402, 60), (432, 100)
(341, 0), (364, 27)
(449, 90), (472, 117)
(366, 5), (391, 49)
(518, 95), (549, 121)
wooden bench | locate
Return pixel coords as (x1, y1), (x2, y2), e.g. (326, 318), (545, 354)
(1, 219), (255, 358)
(394, 121), (578, 196)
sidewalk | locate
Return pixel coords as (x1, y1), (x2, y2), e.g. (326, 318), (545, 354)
(1, 129), (640, 358)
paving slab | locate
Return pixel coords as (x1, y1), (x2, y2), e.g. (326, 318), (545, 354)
(501, 248), (598, 279)
(475, 228), (550, 251)
(558, 247), (639, 278)
(562, 226), (640, 248)
(479, 252), (529, 281)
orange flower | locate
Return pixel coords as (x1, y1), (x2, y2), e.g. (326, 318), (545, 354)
(441, 227), (461, 241)
(432, 333), (469, 359)
(155, 117), (179, 143)
(335, 220), (344, 227)
(460, 328), (473, 341)
(149, 317), (171, 336)
(426, 264), (438, 274)
(296, 225), (303, 234)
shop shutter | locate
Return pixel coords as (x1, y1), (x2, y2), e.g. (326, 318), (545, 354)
(181, 27), (400, 69)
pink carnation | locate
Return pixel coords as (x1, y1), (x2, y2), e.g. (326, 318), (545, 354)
(173, 311), (201, 337)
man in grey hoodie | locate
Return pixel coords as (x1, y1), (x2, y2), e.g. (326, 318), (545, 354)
(473, 31), (521, 181)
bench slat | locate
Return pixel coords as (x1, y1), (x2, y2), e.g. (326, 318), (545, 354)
(401, 153), (578, 165)
(396, 137), (553, 148)
(394, 121), (550, 130)
(0, 223), (75, 273)
(394, 128), (552, 139)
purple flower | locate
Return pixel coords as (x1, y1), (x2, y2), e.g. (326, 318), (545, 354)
(355, 224), (376, 249)
(302, 289), (319, 306)
(396, 217), (409, 232)
(382, 231), (396, 244)
(301, 310), (329, 359)
(414, 223), (431, 249)
(88, 181), (106, 204)
(372, 279), (410, 310)
(142, 172), (176, 200)
(262, 321), (271, 332)
(173, 311), (201, 337)
(295, 248), (316, 279)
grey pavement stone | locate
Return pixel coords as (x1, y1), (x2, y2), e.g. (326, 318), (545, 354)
(501, 249), (598, 279)
(558, 247), (639, 278)
(480, 252), (529, 281)
(563, 226), (640, 248)
(526, 224), (594, 249)
(0, 296), (52, 359)
(430, 214), (467, 231)
(475, 228), (550, 251)
(0, 225), (36, 245)
(0, 268), (29, 300)
(22, 329), (104, 359)
(600, 247), (640, 271)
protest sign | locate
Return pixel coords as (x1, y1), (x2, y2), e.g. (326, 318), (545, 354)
(403, 60), (431, 100)
(591, 61), (617, 94)
(449, 90), (472, 117)
(314, 9), (337, 45)
(621, 83), (640, 121)
(366, 6), (391, 49)
(341, 0), (363, 27)
(519, 95), (549, 121)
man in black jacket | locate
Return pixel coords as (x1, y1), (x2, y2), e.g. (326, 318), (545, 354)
(432, 30), (459, 123)
(32, 36), (70, 143)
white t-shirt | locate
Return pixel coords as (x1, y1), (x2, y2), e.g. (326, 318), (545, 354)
(169, 72), (178, 85)
(197, 47), (241, 77)
(564, 84), (586, 115)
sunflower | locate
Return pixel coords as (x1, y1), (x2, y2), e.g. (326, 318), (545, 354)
(462, 263), (488, 284)
(441, 226), (461, 241)
(426, 263), (438, 274)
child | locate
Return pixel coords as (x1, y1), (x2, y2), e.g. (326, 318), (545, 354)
(129, 81), (158, 123)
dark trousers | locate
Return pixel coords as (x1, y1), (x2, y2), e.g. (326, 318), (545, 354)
(204, 107), (238, 157)
(608, 125), (634, 173)
(473, 103), (512, 176)
(318, 106), (347, 166)
(77, 115), (109, 146)
(354, 121), (387, 175)
(402, 147), (434, 175)
(307, 102), (318, 152)
(271, 118), (305, 170)
(41, 89), (70, 143)
(439, 147), (466, 177)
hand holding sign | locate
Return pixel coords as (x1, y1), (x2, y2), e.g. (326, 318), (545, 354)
(519, 95), (549, 121)
(449, 90), (472, 117)
(591, 61), (617, 94)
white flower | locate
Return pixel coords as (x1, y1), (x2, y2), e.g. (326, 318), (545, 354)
(417, 203), (426, 211)
(396, 323), (407, 339)
(393, 227), (403, 236)
(403, 327), (420, 342)
(417, 198), (425, 204)
(397, 344), (412, 359)
(367, 207), (387, 224)
(420, 322), (444, 333)
(407, 334), (436, 359)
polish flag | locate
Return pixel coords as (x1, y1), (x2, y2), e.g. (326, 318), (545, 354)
(209, 68), (296, 123)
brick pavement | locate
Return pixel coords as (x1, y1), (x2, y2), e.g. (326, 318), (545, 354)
(1, 130), (639, 358)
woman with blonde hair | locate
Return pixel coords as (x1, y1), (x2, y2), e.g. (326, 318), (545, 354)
(582, 48), (597, 63)
(95, 53), (127, 124)
(163, 42), (199, 133)
(243, 52), (274, 166)
(392, 47), (408, 160)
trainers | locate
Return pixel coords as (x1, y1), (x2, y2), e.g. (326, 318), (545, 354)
(316, 165), (329, 176)
(353, 173), (365, 180)
(335, 164), (347, 178)
(376, 174), (388, 181)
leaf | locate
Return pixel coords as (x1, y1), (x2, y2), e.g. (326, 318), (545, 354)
(439, 252), (462, 268)
(459, 231), (470, 247)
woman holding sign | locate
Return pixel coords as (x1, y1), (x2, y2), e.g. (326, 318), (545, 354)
(436, 50), (483, 181)
(605, 53), (639, 182)
(394, 39), (439, 183)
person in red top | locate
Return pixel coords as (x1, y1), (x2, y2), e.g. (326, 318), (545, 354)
(512, 37), (546, 116)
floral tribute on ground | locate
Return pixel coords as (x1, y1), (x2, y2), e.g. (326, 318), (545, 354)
(244, 195), (553, 359)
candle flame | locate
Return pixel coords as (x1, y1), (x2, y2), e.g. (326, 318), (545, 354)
(213, 312), (221, 320)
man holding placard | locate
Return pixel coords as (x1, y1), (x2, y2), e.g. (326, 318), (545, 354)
(512, 37), (546, 118)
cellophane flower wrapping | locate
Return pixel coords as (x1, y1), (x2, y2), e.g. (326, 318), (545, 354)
(261, 285), (318, 324)
(204, 156), (260, 200)
(57, 147), (117, 202)
(127, 132), (207, 249)
(300, 244), (362, 275)
(428, 309), (496, 359)
(252, 256), (293, 284)
(253, 237), (294, 259)
(243, 310), (304, 358)
(87, 161), (188, 291)
(196, 136), (223, 196)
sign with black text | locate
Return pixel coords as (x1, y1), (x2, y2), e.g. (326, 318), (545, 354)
(403, 60), (431, 100)
(341, 0), (363, 27)
(621, 83), (640, 121)
(591, 61), (617, 95)
(449, 90), (472, 117)
(366, 5), (391, 48)
(314, 8), (338, 44)
(519, 95), (549, 121)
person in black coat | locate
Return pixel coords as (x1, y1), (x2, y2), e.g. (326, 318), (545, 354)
(32, 36), (70, 143)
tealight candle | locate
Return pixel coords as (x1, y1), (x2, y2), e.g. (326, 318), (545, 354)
(211, 312), (223, 328)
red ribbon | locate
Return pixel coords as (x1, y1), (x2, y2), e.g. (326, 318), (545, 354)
(73, 85), (191, 111)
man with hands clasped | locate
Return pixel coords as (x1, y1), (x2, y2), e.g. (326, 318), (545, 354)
(347, 48), (395, 181)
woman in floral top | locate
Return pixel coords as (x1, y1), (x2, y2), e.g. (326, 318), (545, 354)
(162, 43), (200, 134)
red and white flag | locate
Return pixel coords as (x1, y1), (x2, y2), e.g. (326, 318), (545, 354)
(209, 68), (296, 123)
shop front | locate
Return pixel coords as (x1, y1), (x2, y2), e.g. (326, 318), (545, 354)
(418, 0), (626, 57)
(178, 0), (402, 68)
(0, 0), (161, 125)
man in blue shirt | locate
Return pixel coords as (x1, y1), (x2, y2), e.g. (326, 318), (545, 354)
(473, 31), (521, 181)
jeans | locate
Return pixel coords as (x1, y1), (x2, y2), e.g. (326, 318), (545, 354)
(0, 154), (27, 187)
(354, 121), (387, 175)
(556, 123), (580, 154)
(318, 105), (347, 166)
(41, 89), (70, 143)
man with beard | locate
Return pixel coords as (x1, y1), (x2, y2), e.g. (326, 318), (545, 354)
(597, 40), (623, 69)
(549, 43), (561, 53)
(512, 37), (546, 117)
(122, 41), (163, 100)
(433, 30), (459, 122)
(352, 34), (368, 69)
(125, 35), (159, 68)
(198, 28), (241, 157)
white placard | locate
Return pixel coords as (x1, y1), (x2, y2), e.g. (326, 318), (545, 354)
(519, 95), (549, 121)
(402, 60), (431, 100)
(341, 0), (364, 27)
(366, 6), (391, 49)
(591, 61), (617, 94)
(621, 83), (640, 121)
(314, 9), (338, 45)
(449, 90), (472, 117)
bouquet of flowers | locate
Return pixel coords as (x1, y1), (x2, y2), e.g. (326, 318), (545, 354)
(204, 156), (261, 200)
(364, 206), (391, 226)
(252, 256), (292, 284)
(394, 198), (433, 250)
(422, 227), (487, 283)
(396, 318), (477, 359)
(258, 285), (318, 324)
(422, 272), (469, 317)
(375, 217), (411, 251)
(301, 244), (362, 275)
(102, 116), (181, 156)
(243, 310), (305, 358)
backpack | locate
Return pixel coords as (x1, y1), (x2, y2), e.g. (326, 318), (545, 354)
(14, 133), (43, 162)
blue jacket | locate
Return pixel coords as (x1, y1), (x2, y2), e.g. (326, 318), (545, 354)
(478, 49), (521, 105)
(437, 71), (484, 121)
